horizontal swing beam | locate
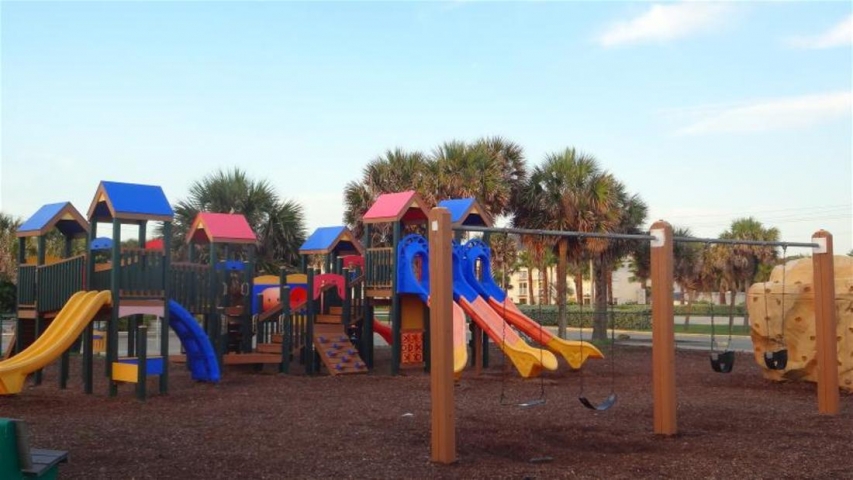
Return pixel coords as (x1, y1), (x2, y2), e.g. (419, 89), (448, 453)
(452, 225), (655, 241)
(672, 236), (819, 249)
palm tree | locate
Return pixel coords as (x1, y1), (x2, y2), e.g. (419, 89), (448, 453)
(172, 167), (307, 273)
(343, 148), (431, 242)
(671, 227), (701, 330)
(488, 233), (519, 290)
(716, 217), (780, 327)
(514, 148), (621, 339)
(430, 138), (526, 219)
(592, 188), (648, 332)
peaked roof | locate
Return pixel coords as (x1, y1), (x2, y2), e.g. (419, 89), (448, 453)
(362, 191), (429, 225)
(186, 212), (257, 245)
(437, 198), (493, 227)
(88, 181), (174, 222)
(300, 226), (364, 256)
(17, 202), (89, 238)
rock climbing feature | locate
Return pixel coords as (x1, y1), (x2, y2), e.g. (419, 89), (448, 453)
(747, 255), (853, 391)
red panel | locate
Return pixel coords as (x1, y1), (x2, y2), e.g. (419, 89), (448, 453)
(362, 191), (417, 221)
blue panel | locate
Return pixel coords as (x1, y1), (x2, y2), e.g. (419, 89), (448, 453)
(17, 203), (67, 233)
(396, 234), (430, 302)
(90, 237), (113, 251)
(462, 238), (506, 302)
(300, 226), (345, 253)
(437, 198), (475, 225)
(101, 181), (174, 218)
(215, 260), (245, 271)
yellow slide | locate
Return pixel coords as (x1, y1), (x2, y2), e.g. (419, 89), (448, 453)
(0, 291), (111, 395)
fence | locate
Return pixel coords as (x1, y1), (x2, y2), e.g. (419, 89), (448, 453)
(36, 255), (85, 313)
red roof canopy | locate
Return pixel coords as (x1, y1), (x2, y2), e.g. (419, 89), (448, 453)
(362, 191), (429, 224)
(187, 212), (258, 245)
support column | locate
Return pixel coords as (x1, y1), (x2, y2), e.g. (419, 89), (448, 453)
(160, 221), (172, 394)
(83, 222), (97, 394)
(428, 207), (456, 464)
(108, 218), (121, 397)
(34, 235), (46, 385)
(650, 220), (676, 436)
(391, 221), (402, 375)
(811, 230), (839, 415)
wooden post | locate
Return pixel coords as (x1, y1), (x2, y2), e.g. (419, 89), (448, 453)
(811, 230), (839, 415)
(650, 220), (676, 436)
(108, 218), (120, 397)
(428, 208), (456, 464)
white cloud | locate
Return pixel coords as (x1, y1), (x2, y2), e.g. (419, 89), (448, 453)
(597, 2), (734, 47)
(787, 14), (853, 49)
(676, 91), (852, 135)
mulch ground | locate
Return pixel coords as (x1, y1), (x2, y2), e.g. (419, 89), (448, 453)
(2, 345), (851, 479)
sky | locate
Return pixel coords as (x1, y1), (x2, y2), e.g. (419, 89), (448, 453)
(1, 1), (851, 253)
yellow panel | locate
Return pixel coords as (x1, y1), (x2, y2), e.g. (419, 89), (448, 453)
(60, 212), (74, 221)
(111, 362), (138, 383)
(98, 193), (106, 202)
(254, 275), (279, 285)
(340, 232), (351, 241)
(401, 295), (424, 330)
(286, 273), (307, 284)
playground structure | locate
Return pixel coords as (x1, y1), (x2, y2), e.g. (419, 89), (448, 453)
(747, 254), (853, 391)
(425, 211), (843, 464)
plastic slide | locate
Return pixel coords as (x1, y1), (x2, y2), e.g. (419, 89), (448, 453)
(396, 235), (468, 374)
(372, 319), (393, 345)
(462, 239), (603, 369)
(168, 300), (220, 383)
(0, 291), (112, 395)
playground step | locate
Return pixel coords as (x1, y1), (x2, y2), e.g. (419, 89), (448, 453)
(316, 314), (342, 324)
(329, 306), (343, 315)
(256, 343), (286, 354)
(312, 324), (367, 376)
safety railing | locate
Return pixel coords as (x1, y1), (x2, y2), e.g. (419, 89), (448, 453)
(36, 255), (85, 312)
(364, 247), (393, 291)
(17, 265), (37, 306)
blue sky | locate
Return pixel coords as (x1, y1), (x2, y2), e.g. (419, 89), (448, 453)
(2, 1), (851, 252)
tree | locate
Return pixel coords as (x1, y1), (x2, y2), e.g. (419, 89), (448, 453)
(591, 187), (648, 332)
(716, 217), (780, 327)
(343, 148), (432, 242)
(671, 227), (701, 330)
(514, 148), (621, 339)
(0, 213), (22, 282)
(172, 167), (307, 273)
(488, 233), (518, 290)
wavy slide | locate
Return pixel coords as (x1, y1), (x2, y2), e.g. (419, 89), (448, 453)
(462, 239), (603, 369)
(168, 300), (220, 383)
(451, 244), (559, 378)
(0, 291), (111, 395)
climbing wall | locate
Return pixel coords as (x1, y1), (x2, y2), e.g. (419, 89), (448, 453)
(747, 255), (853, 391)
(313, 324), (367, 375)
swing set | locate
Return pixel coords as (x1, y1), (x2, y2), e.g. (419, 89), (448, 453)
(428, 211), (840, 465)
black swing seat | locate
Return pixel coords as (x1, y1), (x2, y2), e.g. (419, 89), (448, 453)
(764, 349), (788, 370)
(710, 351), (735, 373)
(579, 393), (617, 411)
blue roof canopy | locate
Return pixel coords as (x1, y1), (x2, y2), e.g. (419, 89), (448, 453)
(17, 202), (89, 238)
(299, 226), (363, 256)
(90, 237), (113, 251)
(437, 198), (492, 227)
(88, 181), (174, 222)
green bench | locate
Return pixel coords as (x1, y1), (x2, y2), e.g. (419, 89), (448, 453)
(0, 419), (68, 479)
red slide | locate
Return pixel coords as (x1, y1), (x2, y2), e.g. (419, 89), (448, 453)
(373, 319), (393, 345)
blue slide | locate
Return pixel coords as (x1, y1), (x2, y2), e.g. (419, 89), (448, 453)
(168, 300), (221, 383)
